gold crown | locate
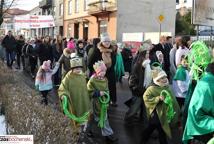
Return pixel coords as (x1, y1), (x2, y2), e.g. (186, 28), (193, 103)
(70, 57), (83, 69)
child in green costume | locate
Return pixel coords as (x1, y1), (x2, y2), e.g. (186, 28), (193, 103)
(86, 61), (118, 142)
(58, 55), (90, 130)
(141, 68), (180, 144)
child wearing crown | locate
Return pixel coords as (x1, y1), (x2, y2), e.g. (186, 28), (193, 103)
(58, 55), (91, 133)
(86, 60), (118, 142)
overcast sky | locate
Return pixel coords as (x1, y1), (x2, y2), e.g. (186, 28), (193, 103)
(12, 0), (42, 11)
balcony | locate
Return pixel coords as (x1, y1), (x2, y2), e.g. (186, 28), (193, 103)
(39, 0), (52, 9)
(88, 0), (117, 16)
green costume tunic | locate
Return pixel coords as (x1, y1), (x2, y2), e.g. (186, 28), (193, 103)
(143, 85), (180, 138)
(183, 73), (214, 143)
(58, 71), (90, 123)
(87, 76), (109, 116)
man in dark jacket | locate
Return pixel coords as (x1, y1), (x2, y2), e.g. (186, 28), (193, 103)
(1, 31), (17, 68)
(150, 36), (171, 77)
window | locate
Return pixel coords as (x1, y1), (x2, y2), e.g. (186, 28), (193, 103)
(75, 0), (79, 13)
(99, 20), (108, 36)
(59, 3), (63, 16)
(84, 0), (89, 11)
(176, 0), (179, 4)
(184, 0), (187, 3)
(68, 0), (72, 15)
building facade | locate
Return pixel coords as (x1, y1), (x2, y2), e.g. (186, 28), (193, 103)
(117, 0), (176, 43)
(64, 0), (117, 40)
(53, 0), (64, 36)
(29, 6), (42, 37)
(39, 0), (55, 37)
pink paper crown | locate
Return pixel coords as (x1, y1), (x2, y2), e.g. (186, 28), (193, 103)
(93, 61), (107, 74)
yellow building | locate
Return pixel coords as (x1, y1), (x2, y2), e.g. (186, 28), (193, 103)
(63, 0), (117, 40)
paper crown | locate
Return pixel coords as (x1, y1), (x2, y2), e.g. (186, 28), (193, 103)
(93, 61), (107, 74)
(70, 56), (83, 69)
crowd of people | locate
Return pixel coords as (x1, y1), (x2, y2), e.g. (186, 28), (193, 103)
(0, 31), (213, 144)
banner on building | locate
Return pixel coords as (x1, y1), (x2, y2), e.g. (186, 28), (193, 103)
(14, 15), (55, 30)
(192, 0), (214, 26)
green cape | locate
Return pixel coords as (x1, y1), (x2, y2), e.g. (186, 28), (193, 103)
(183, 73), (214, 143)
(174, 66), (187, 81)
(58, 72), (91, 123)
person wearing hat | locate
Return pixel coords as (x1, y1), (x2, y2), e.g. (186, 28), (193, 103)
(87, 33), (117, 107)
(58, 45), (76, 79)
(141, 68), (180, 144)
(35, 60), (60, 105)
(86, 60), (118, 142)
(58, 55), (90, 129)
(125, 39), (152, 123)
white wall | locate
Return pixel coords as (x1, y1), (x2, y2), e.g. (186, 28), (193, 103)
(117, 0), (176, 42)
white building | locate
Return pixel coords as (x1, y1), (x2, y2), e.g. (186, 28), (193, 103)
(117, 0), (176, 43)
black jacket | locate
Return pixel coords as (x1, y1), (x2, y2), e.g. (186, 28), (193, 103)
(16, 40), (25, 54)
(1, 35), (16, 52)
(38, 43), (53, 62)
(128, 63), (146, 97)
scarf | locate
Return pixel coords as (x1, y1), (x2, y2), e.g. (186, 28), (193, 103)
(98, 44), (113, 68)
(142, 59), (152, 88)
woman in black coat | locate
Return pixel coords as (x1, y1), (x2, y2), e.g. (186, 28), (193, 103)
(37, 36), (53, 65)
(15, 35), (25, 69)
(87, 34), (117, 106)
(125, 42), (152, 123)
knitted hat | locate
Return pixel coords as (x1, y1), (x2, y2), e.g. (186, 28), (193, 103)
(156, 51), (163, 58)
(42, 60), (51, 71)
(152, 69), (167, 83)
(101, 33), (111, 42)
(93, 61), (107, 74)
(70, 55), (83, 69)
(139, 39), (152, 52)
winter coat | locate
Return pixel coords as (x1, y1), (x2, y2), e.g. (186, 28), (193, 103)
(87, 75), (109, 116)
(27, 44), (38, 58)
(128, 64), (146, 97)
(58, 48), (72, 78)
(1, 35), (17, 52)
(58, 71), (91, 124)
(121, 47), (133, 73)
(52, 43), (63, 61)
(87, 43), (116, 77)
(150, 43), (171, 74)
(143, 84), (180, 138)
(38, 43), (53, 63)
(16, 40), (25, 54)
(182, 73), (214, 143)
(35, 63), (60, 91)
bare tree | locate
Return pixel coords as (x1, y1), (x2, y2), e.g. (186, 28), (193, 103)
(0, 0), (16, 25)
